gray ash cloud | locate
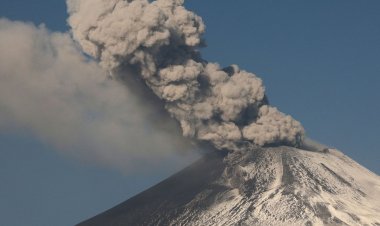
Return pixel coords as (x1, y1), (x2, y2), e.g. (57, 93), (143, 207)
(67, 0), (305, 151)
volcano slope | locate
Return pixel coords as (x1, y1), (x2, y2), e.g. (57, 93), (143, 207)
(77, 147), (380, 226)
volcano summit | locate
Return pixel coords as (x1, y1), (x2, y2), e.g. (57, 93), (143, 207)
(77, 146), (380, 226)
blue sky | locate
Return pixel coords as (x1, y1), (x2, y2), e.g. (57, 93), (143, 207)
(0, 1), (379, 226)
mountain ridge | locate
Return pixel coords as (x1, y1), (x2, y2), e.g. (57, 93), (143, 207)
(77, 147), (380, 226)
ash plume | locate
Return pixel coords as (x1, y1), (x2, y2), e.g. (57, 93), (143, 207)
(67, 0), (305, 151)
(0, 19), (195, 171)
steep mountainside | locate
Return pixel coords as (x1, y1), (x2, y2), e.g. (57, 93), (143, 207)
(77, 147), (380, 226)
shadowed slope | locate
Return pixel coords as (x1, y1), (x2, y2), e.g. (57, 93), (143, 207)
(77, 151), (228, 226)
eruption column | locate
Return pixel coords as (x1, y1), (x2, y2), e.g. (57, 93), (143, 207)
(67, 0), (305, 151)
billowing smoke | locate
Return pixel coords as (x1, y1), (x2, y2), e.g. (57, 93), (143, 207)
(67, 0), (305, 151)
(0, 19), (196, 171)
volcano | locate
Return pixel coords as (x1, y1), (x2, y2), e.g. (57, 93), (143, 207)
(77, 147), (380, 226)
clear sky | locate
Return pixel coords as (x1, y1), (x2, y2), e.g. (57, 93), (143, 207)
(0, 1), (379, 226)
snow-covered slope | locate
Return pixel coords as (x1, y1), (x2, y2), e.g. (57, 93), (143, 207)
(77, 147), (380, 226)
